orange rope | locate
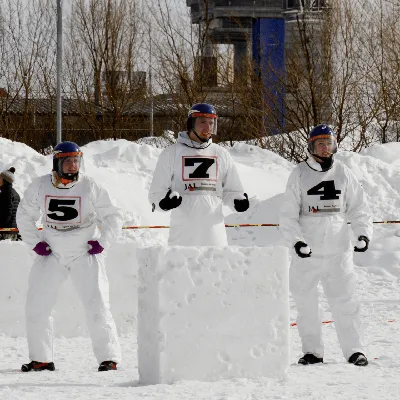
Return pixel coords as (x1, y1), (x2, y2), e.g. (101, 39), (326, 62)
(1, 220), (400, 233)
(291, 319), (395, 327)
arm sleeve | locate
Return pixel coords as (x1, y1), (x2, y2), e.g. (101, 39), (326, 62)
(16, 180), (42, 247)
(345, 167), (373, 240)
(221, 149), (245, 211)
(148, 147), (175, 212)
(4, 190), (14, 227)
(279, 167), (305, 247)
(92, 181), (123, 250)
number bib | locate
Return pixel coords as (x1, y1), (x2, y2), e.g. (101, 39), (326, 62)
(37, 176), (93, 231)
(172, 146), (224, 195)
(298, 161), (346, 216)
(45, 196), (82, 225)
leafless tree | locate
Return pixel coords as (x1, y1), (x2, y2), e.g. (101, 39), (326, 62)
(65, 0), (145, 140)
(0, 0), (56, 147)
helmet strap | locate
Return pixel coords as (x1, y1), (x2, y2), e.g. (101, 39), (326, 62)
(312, 153), (333, 171)
(52, 171), (79, 188)
(191, 127), (210, 143)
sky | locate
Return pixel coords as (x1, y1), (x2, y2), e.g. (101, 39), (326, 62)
(0, 136), (399, 399)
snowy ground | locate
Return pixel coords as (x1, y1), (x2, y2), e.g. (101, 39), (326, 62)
(0, 138), (400, 399)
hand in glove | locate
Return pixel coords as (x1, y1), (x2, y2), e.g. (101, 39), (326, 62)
(33, 242), (52, 256)
(294, 241), (312, 258)
(354, 235), (369, 252)
(234, 193), (249, 212)
(88, 240), (104, 255)
(159, 189), (182, 211)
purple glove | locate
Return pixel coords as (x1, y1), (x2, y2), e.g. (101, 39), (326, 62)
(33, 242), (51, 256)
(88, 240), (104, 255)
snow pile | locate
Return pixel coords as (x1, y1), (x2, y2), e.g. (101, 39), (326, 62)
(336, 151), (400, 221)
(361, 142), (400, 166)
(137, 245), (289, 384)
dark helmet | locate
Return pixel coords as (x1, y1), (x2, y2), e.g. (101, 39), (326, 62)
(186, 103), (218, 138)
(308, 124), (337, 154)
(52, 141), (83, 180)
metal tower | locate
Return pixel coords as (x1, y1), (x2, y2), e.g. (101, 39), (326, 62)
(186, 0), (330, 133)
(187, 1), (284, 81)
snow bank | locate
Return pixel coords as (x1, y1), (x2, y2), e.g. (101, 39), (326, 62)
(335, 151), (400, 221)
(2, 137), (400, 342)
(361, 142), (400, 166)
(137, 245), (289, 384)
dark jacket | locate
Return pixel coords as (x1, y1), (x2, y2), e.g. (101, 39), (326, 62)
(0, 182), (20, 228)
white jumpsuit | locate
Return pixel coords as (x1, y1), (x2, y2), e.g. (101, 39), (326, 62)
(149, 132), (245, 246)
(16, 173), (122, 364)
(279, 157), (373, 360)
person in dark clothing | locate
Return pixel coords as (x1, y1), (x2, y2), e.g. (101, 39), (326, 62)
(0, 167), (21, 240)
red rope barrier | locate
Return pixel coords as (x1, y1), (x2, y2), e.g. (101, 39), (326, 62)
(290, 319), (395, 327)
(1, 220), (400, 233)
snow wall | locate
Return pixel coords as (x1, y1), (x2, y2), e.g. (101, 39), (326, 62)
(0, 241), (138, 337)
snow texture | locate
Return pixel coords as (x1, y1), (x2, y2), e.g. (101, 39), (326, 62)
(137, 246), (289, 384)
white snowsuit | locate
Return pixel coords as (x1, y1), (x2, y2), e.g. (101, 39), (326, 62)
(17, 173), (122, 364)
(279, 157), (373, 360)
(149, 132), (245, 246)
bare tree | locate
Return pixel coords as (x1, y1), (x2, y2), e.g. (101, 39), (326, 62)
(65, 0), (145, 141)
(148, 0), (222, 133)
(0, 0), (57, 148)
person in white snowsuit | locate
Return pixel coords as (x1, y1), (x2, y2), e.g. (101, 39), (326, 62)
(17, 141), (122, 372)
(279, 124), (373, 366)
(149, 103), (249, 246)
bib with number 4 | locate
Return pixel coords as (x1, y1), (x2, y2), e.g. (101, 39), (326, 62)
(299, 161), (346, 215)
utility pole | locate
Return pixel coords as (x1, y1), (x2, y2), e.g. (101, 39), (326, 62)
(56, 0), (63, 144)
(149, 24), (154, 137)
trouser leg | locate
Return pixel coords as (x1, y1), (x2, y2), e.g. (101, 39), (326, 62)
(322, 252), (364, 360)
(290, 257), (324, 358)
(70, 253), (121, 364)
(26, 255), (68, 362)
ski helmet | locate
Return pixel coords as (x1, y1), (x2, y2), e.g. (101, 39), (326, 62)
(308, 124), (337, 155)
(186, 103), (218, 141)
(52, 141), (83, 181)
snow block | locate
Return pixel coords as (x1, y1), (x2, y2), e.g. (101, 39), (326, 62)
(137, 246), (289, 384)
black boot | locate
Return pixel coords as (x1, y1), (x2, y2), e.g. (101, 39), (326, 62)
(21, 361), (55, 372)
(298, 353), (323, 365)
(98, 361), (117, 371)
(348, 352), (368, 366)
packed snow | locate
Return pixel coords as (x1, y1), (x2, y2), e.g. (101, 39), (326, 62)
(137, 246), (289, 384)
(0, 136), (399, 399)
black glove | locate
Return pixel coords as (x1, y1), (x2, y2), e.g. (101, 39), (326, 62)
(234, 193), (249, 212)
(159, 189), (182, 211)
(294, 241), (312, 258)
(354, 235), (369, 252)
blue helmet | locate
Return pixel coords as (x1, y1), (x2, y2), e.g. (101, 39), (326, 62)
(186, 103), (218, 139)
(52, 141), (83, 180)
(308, 124), (337, 154)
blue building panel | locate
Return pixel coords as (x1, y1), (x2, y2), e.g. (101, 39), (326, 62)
(252, 18), (285, 135)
